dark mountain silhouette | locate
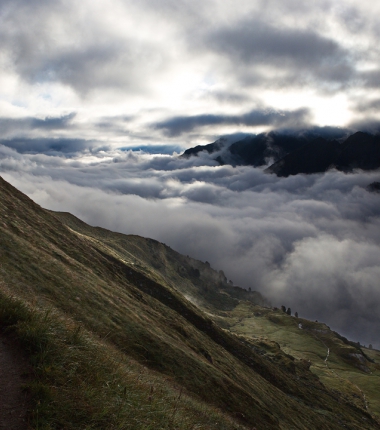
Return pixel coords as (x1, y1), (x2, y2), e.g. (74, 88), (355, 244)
(181, 132), (309, 166)
(367, 181), (380, 193)
(182, 139), (224, 158)
(182, 130), (380, 177)
(228, 132), (308, 166)
(336, 132), (380, 172)
(265, 137), (340, 176)
(267, 132), (380, 177)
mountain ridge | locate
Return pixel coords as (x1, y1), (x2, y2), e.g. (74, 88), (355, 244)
(182, 130), (380, 176)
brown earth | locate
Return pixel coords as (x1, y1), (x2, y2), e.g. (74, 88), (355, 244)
(0, 333), (31, 430)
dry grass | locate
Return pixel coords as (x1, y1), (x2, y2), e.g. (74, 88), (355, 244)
(1, 176), (380, 429)
(0, 293), (248, 430)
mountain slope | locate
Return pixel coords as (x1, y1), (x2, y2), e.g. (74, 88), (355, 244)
(336, 131), (380, 171)
(266, 132), (380, 177)
(181, 132), (308, 167)
(265, 137), (340, 176)
(228, 133), (308, 166)
(0, 175), (379, 429)
(182, 130), (380, 176)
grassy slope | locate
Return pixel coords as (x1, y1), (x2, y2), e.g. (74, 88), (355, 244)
(226, 302), (380, 419)
(0, 175), (379, 429)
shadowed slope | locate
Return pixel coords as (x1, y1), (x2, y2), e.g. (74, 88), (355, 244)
(0, 176), (379, 429)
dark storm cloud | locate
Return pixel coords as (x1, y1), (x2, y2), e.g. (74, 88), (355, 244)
(208, 22), (339, 65)
(30, 113), (77, 129)
(354, 98), (380, 113)
(34, 43), (164, 95)
(0, 114), (76, 134)
(95, 115), (135, 129)
(0, 137), (99, 155)
(206, 20), (354, 86)
(347, 118), (380, 134)
(0, 0), (167, 95)
(359, 70), (380, 88)
(154, 107), (310, 136)
(13, 39), (162, 96)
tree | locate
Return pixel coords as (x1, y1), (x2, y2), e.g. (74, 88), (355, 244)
(286, 307), (291, 316)
(369, 344), (373, 350)
(295, 311), (298, 318)
(281, 305), (286, 313)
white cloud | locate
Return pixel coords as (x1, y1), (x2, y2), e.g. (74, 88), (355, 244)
(1, 0), (380, 148)
(2, 146), (380, 348)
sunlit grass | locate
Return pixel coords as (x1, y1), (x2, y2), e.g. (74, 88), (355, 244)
(226, 302), (380, 422)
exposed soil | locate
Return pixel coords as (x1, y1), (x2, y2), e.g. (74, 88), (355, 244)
(0, 333), (31, 430)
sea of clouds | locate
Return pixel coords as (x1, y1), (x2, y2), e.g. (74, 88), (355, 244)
(1, 143), (380, 348)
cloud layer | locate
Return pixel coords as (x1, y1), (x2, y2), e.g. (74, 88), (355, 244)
(2, 144), (380, 348)
(2, 0), (380, 148)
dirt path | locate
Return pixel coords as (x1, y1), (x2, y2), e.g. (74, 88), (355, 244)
(0, 333), (31, 430)
(311, 332), (369, 411)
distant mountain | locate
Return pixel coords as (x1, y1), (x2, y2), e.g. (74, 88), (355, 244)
(181, 133), (249, 159)
(267, 131), (380, 177)
(182, 130), (380, 177)
(181, 139), (224, 158)
(336, 131), (380, 171)
(181, 131), (309, 166)
(367, 181), (380, 193)
(1, 176), (380, 429)
(265, 137), (340, 176)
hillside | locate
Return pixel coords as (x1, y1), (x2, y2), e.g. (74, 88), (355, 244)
(0, 175), (380, 429)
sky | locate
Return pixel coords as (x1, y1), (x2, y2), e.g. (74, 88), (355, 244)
(1, 0), (380, 348)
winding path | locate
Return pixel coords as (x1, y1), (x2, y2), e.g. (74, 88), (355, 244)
(312, 332), (368, 411)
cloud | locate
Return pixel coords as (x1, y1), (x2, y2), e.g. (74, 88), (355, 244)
(208, 22), (341, 66)
(269, 234), (380, 342)
(0, 113), (76, 136)
(2, 145), (380, 348)
(154, 108), (311, 136)
(347, 118), (380, 134)
(1, 0), (379, 147)
(203, 90), (253, 104)
(0, 137), (101, 155)
(353, 98), (380, 113)
(0, 0), (169, 96)
(205, 19), (354, 88)
(30, 113), (77, 129)
(123, 145), (183, 154)
(359, 70), (380, 89)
